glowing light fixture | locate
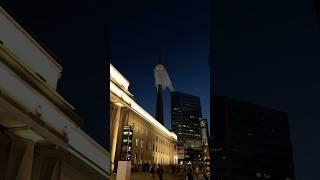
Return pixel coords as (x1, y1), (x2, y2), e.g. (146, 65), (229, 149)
(114, 102), (124, 107)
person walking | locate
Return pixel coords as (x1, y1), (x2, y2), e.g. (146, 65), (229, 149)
(149, 164), (156, 180)
(147, 162), (150, 173)
(195, 165), (200, 180)
(186, 165), (193, 180)
(157, 164), (165, 180)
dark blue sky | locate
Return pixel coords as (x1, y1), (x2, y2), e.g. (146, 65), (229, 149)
(112, 0), (210, 129)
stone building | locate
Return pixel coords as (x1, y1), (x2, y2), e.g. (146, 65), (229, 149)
(110, 64), (178, 173)
(0, 6), (109, 180)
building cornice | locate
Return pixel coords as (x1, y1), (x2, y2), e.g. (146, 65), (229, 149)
(0, 4), (62, 71)
(110, 87), (177, 141)
(0, 45), (83, 126)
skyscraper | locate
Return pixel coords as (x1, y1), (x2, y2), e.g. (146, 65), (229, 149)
(211, 96), (295, 180)
(171, 91), (203, 164)
(200, 118), (210, 164)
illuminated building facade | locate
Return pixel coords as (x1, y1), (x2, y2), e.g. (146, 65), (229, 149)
(171, 91), (203, 164)
(0, 6), (109, 180)
(110, 64), (178, 173)
(211, 96), (295, 180)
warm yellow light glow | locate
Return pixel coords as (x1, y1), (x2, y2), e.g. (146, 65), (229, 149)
(110, 82), (132, 105)
(110, 80), (177, 141)
(110, 64), (130, 90)
(114, 102), (124, 107)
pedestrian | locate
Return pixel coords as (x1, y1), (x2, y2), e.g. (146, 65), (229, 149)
(186, 165), (193, 180)
(203, 165), (209, 180)
(195, 165), (200, 180)
(157, 164), (165, 180)
(147, 162), (150, 172)
(149, 164), (156, 180)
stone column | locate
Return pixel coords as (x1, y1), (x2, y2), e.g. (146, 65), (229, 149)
(5, 136), (34, 180)
(110, 103), (122, 173)
(39, 156), (62, 180)
(32, 144), (63, 180)
(114, 107), (130, 173)
(0, 132), (10, 180)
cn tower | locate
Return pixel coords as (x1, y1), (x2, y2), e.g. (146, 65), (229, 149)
(154, 49), (174, 125)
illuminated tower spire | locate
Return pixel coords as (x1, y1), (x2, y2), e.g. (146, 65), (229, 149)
(154, 49), (174, 125)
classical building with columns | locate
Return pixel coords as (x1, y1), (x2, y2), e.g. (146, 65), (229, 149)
(110, 64), (178, 173)
(0, 6), (109, 180)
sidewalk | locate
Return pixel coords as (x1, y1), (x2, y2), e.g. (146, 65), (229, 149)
(111, 172), (208, 180)
(131, 172), (185, 180)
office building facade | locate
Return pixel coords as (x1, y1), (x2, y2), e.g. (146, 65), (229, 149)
(211, 96), (295, 180)
(171, 91), (203, 164)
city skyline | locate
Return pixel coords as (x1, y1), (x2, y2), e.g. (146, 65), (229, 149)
(112, 61), (210, 131)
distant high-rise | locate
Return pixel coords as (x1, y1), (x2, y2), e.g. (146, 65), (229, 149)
(211, 96), (295, 180)
(154, 51), (174, 125)
(171, 91), (202, 164)
(200, 118), (210, 164)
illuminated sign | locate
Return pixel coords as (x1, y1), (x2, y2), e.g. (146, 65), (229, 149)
(120, 125), (133, 161)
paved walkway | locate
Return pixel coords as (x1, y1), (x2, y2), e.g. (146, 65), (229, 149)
(131, 172), (184, 180)
(111, 172), (208, 180)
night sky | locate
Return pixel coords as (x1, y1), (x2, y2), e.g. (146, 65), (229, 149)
(2, 0), (320, 179)
(112, 0), (210, 130)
